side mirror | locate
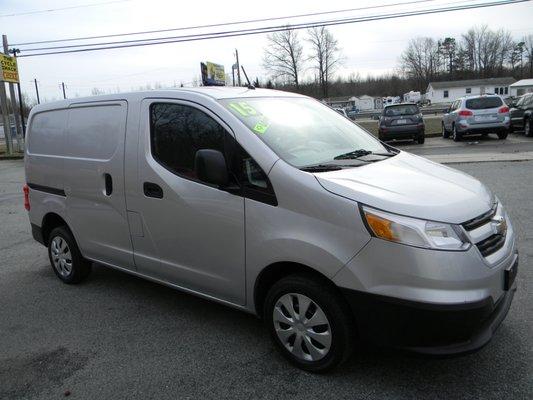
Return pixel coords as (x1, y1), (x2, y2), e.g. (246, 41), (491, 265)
(444, 108), (450, 114)
(194, 149), (229, 187)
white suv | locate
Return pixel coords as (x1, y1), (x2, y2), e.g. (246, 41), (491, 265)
(442, 95), (510, 141)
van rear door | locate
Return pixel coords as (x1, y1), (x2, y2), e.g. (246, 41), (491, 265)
(64, 101), (134, 268)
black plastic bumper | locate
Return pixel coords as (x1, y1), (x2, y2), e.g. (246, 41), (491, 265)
(340, 286), (516, 355)
(379, 125), (424, 139)
(31, 223), (46, 246)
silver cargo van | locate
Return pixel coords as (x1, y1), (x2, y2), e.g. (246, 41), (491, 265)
(24, 88), (518, 372)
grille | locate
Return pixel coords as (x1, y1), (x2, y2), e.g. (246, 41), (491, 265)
(462, 202), (507, 258)
(475, 234), (506, 257)
(462, 203), (497, 231)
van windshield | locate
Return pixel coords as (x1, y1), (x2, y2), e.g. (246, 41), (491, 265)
(220, 97), (389, 168)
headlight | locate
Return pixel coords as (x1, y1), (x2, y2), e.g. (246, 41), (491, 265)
(361, 206), (470, 251)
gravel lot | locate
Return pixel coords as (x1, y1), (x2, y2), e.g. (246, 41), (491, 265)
(0, 159), (531, 400)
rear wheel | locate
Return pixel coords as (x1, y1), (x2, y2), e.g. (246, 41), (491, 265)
(416, 134), (425, 144)
(264, 274), (355, 373)
(441, 122), (450, 139)
(452, 125), (461, 142)
(48, 226), (91, 284)
(525, 119), (532, 137)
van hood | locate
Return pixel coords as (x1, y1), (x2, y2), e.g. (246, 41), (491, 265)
(315, 151), (493, 224)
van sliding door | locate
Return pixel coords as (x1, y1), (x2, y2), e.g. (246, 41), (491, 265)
(64, 101), (134, 269)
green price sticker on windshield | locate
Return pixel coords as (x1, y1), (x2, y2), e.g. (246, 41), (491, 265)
(253, 121), (269, 134)
(228, 102), (257, 117)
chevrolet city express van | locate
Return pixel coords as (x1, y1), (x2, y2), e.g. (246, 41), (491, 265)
(24, 88), (518, 372)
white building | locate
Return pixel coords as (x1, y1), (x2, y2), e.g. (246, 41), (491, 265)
(509, 79), (533, 97)
(425, 77), (516, 104)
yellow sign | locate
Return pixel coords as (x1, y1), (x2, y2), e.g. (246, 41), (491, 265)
(0, 54), (19, 83)
(206, 62), (225, 85)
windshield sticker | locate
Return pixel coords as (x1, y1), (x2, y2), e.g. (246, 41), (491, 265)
(228, 102), (258, 117)
(253, 120), (270, 134)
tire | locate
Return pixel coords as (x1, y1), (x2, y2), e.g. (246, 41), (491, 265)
(416, 134), (425, 144)
(264, 274), (355, 373)
(497, 131), (508, 140)
(525, 119), (532, 137)
(452, 125), (462, 142)
(441, 122), (450, 139)
(48, 226), (91, 284)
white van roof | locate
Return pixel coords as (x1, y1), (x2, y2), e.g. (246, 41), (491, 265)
(30, 87), (303, 113)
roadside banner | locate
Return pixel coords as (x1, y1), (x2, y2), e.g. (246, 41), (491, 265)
(0, 53), (19, 83)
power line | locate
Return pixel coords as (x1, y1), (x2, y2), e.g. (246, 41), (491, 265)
(23, 0), (460, 52)
(11, 0), (438, 46)
(0, 0), (132, 18)
(15, 0), (529, 58)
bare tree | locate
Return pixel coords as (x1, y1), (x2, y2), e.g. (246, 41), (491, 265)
(400, 37), (440, 90)
(263, 27), (304, 88)
(461, 25), (514, 78)
(307, 27), (342, 97)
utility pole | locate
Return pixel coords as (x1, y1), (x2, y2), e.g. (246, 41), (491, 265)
(34, 79), (40, 104)
(2, 34), (23, 151)
(235, 49), (241, 87)
(10, 48), (25, 137)
(61, 82), (67, 99)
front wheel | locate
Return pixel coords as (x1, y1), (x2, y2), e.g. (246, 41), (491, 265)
(525, 119), (532, 137)
(48, 226), (92, 284)
(264, 274), (355, 373)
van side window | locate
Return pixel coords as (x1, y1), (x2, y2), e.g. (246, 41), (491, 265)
(150, 103), (227, 180)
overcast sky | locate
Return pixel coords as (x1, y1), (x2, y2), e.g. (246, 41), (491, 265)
(1, 0), (532, 102)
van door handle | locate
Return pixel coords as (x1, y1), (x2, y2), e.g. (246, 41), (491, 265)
(143, 182), (163, 199)
(104, 173), (113, 196)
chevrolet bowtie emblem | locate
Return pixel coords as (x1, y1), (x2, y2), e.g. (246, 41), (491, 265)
(491, 216), (507, 236)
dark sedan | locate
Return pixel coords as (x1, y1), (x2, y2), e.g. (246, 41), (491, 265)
(378, 103), (425, 144)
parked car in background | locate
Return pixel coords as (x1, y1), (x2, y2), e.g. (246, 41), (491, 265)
(509, 93), (533, 137)
(378, 103), (425, 144)
(334, 108), (348, 118)
(347, 109), (359, 119)
(442, 95), (510, 142)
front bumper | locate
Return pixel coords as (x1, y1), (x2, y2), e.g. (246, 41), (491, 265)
(333, 223), (517, 354)
(340, 280), (516, 354)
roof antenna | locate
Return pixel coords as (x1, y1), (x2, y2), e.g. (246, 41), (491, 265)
(241, 65), (255, 89)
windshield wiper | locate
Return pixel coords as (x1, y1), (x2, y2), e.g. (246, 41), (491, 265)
(334, 149), (394, 160)
(300, 164), (343, 172)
